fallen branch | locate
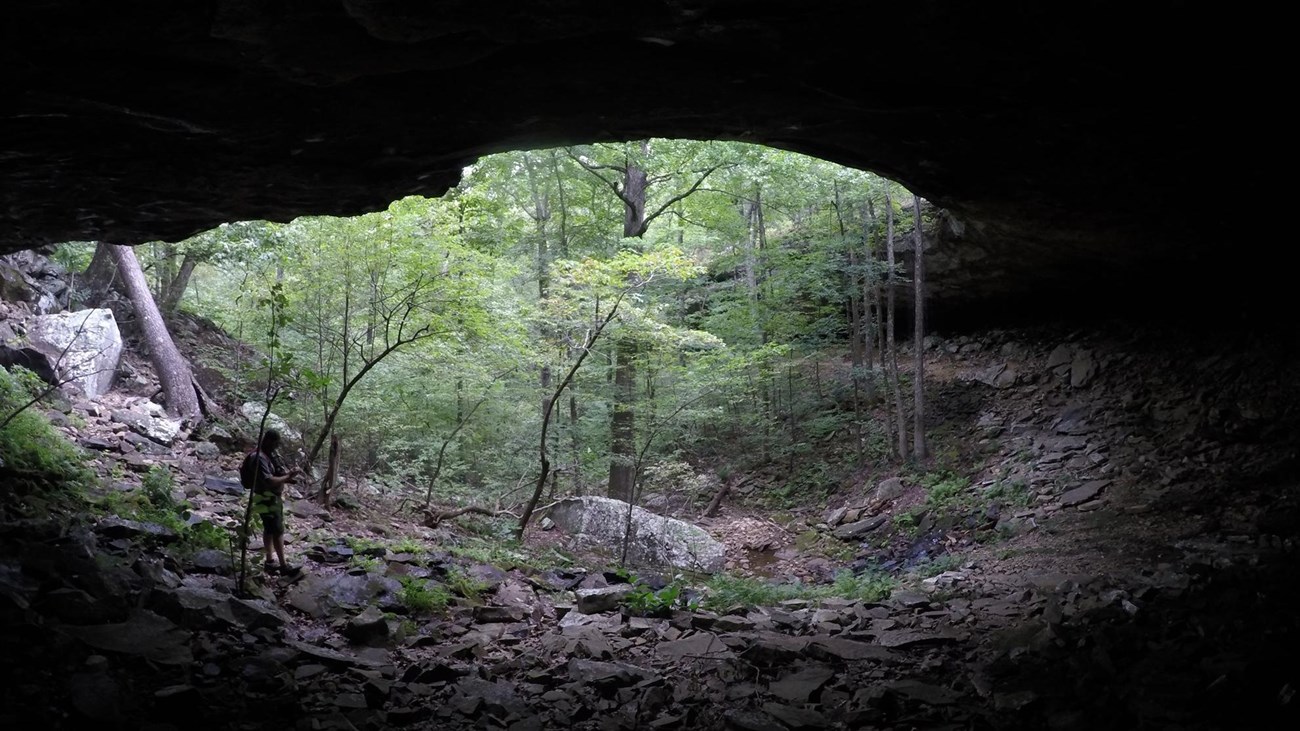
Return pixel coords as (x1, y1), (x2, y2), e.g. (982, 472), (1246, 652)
(422, 503), (519, 527)
(701, 476), (754, 519)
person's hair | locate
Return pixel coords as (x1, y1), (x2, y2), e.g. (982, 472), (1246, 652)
(260, 429), (281, 450)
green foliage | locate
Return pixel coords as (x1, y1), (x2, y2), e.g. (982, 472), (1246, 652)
(180, 140), (922, 522)
(702, 570), (893, 610)
(398, 577), (452, 614)
(448, 537), (541, 571)
(141, 466), (175, 510)
(0, 367), (95, 492)
(445, 568), (490, 603)
(624, 580), (695, 617)
(390, 537), (425, 555)
(984, 478), (1032, 508)
(348, 554), (384, 573)
(921, 471), (973, 512)
(912, 553), (963, 578)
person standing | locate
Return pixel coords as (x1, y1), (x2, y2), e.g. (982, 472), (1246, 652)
(240, 429), (301, 574)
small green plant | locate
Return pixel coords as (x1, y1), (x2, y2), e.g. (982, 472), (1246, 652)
(922, 471), (972, 512)
(390, 537), (425, 555)
(398, 577), (452, 613)
(702, 570), (894, 611)
(984, 479), (1032, 508)
(445, 568), (489, 603)
(624, 575), (697, 616)
(141, 466), (175, 510)
(912, 553), (963, 578)
(349, 554), (384, 573)
(0, 367), (96, 493)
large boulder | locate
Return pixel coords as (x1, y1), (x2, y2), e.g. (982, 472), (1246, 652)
(240, 402), (302, 442)
(545, 496), (725, 573)
(27, 308), (122, 398)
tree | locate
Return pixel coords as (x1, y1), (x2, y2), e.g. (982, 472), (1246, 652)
(885, 190), (908, 460)
(108, 244), (202, 423)
(911, 194), (928, 461)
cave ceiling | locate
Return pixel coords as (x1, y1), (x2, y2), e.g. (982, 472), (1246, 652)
(1, 2), (1262, 323)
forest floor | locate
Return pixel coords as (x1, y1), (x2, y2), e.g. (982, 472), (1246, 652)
(3, 300), (1299, 730)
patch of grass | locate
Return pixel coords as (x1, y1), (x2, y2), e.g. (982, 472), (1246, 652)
(912, 553), (963, 578)
(984, 478), (1032, 508)
(702, 569), (894, 611)
(449, 537), (541, 571)
(141, 466), (175, 509)
(920, 471), (973, 512)
(398, 577), (452, 614)
(445, 568), (490, 603)
(389, 537), (425, 555)
(0, 367), (96, 493)
(891, 509), (922, 536)
(345, 536), (386, 554)
(348, 554), (384, 573)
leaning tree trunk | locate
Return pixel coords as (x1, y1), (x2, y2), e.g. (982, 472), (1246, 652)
(911, 195), (928, 461)
(108, 244), (201, 423)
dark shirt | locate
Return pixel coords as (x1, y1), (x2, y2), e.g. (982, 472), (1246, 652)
(240, 449), (284, 494)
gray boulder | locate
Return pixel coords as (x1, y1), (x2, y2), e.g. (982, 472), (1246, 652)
(112, 401), (182, 445)
(546, 496), (725, 572)
(28, 308), (122, 398)
(240, 402), (301, 442)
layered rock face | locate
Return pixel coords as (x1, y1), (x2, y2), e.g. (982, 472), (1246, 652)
(1, 2), (1267, 326)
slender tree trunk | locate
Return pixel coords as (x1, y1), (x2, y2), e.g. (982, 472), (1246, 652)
(108, 244), (201, 423)
(518, 299), (625, 539)
(161, 254), (198, 312)
(549, 149), (571, 259)
(321, 433), (340, 507)
(912, 194), (928, 461)
(607, 337), (636, 502)
(863, 197), (878, 376)
(885, 192), (908, 460)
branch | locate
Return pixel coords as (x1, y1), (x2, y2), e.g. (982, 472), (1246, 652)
(564, 147), (638, 210)
(640, 164), (724, 233)
(422, 504), (519, 527)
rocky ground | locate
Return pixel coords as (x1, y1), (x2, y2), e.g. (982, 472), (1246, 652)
(3, 254), (1300, 729)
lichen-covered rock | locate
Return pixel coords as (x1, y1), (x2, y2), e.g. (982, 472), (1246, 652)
(545, 496), (724, 573)
(28, 308), (122, 398)
(240, 402), (302, 442)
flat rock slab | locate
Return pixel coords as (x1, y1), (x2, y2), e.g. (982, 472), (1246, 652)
(285, 639), (387, 669)
(762, 702), (831, 729)
(657, 632), (735, 661)
(1061, 480), (1110, 507)
(204, 475), (244, 495)
(768, 665), (836, 703)
(59, 609), (192, 666)
(876, 628), (964, 649)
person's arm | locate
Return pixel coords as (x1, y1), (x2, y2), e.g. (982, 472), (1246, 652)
(256, 455), (299, 492)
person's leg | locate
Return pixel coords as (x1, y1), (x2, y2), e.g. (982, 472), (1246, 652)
(273, 535), (287, 566)
(262, 531), (276, 569)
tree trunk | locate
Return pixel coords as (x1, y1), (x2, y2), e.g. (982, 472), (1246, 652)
(161, 254), (198, 312)
(108, 244), (201, 423)
(607, 337), (636, 502)
(524, 152), (552, 298)
(622, 143), (650, 238)
(321, 433), (340, 507)
(885, 192), (908, 460)
(912, 194), (928, 461)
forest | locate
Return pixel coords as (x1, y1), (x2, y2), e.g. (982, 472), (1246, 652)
(71, 139), (934, 527)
